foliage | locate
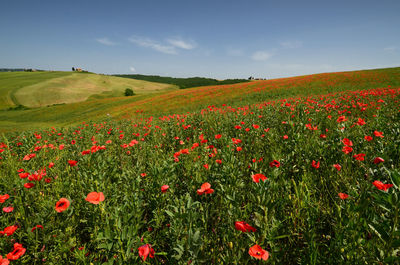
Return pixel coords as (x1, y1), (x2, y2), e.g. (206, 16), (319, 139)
(115, 74), (249, 89)
(124, 88), (135, 97)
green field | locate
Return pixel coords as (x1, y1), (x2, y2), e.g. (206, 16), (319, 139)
(0, 67), (399, 264)
(0, 67), (400, 133)
(0, 71), (176, 110)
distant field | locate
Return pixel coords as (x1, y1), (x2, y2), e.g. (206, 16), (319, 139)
(0, 67), (400, 132)
(0, 71), (176, 109)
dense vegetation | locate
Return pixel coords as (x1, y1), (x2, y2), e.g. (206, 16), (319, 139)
(114, 74), (249, 89)
(0, 68), (399, 264)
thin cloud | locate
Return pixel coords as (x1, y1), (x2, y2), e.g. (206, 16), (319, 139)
(251, 51), (273, 61)
(129, 66), (136, 72)
(129, 36), (177, 54)
(167, 38), (196, 50)
(280, 40), (303, 49)
(96, 37), (117, 46)
(384, 46), (397, 52)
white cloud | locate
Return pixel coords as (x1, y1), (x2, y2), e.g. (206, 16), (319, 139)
(96, 37), (117, 46)
(251, 51), (273, 61)
(129, 36), (177, 54)
(280, 40), (303, 49)
(384, 46), (397, 52)
(129, 66), (136, 72)
(167, 38), (196, 50)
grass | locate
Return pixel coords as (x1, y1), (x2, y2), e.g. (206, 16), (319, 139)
(0, 71), (176, 110)
(1, 67), (399, 133)
(0, 73), (399, 263)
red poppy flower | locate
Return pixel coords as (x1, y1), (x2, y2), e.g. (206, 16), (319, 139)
(85, 192), (105, 205)
(24, 183), (35, 189)
(161, 185), (169, 193)
(333, 164), (341, 171)
(353, 153), (365, 161)
(342, 146), (353, 154)
(18, 172), (29, 179)
(68, 160), (77, 167)
(364, 136), (373, 141)
(215, 134), (222, 139)
(342, 138), (353, 146)
(373, 157), (384, 164)
(235, 221), (256, 232)
(0, 194), (9, 203)
(197, 182), (214, 195)
(1, 225), (18, 236)
(236, 147), (242, 152)
(31, 225), (43, 232)
(55, 198), (70, 212)
(252, 173), (267, 183)
(338, 193), (349, 199)
(48, 162), (55, 168)
(2, 207), (13, 213)
(269, 160), (280, 168)
(311, 160), (320, 169)
(337, 116), (347, 123)
(138, 244), (155, 261)
(216, 159), (222, 164)
(6, 243), (26, 260)
(232, 138), (242, 144)
(203, 164), (209, 170)
(248, 244), (269, 260)
(0, 255), (9, 265)
(373, 131), (384, 138)
(283, 135), (288, 139)
(372, 181), (393, 191)
(140, 173), (147, 177)
(356, 118), (366, 126)
(252, 124), (260, 129)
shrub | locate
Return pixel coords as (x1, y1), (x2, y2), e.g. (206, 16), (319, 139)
(124, 88), (135, 96)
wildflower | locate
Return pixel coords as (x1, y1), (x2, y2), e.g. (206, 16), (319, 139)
(373, 131), (384, 138)
(85, 192), (105, 204)
(235, 221), (256, 232)
(342, 146), (353, 154)
(373, 157), (384, 164)
(2, 207), (13, 213)
(353, 153), (366, 161)
(252, 173), (267, 183)
(311, 160), (320, 169)
(269, 160), (280, 168)
(333, 164), (341, 171)
(24, 183), (35, 189)
(338, 193), (349, 199)
(0, 225), (18, 236)
(6, 243), (26, 261)
(197, 182), (214, 195)
(215, 134), (222, 139)
(0, 256), (9, 265)
(31, 225), (43, 232)
(55, 198), (70, 212)
(161, 185), (169, 193)
(373, 181), (393, 191)
(342, 138), (353, 146)
(68, 160), (77, 167)
(0, 194), (10, 203)
(138, 244), (155, 261)
(364, 136), (373, 141)
(249, 244), (269, 260)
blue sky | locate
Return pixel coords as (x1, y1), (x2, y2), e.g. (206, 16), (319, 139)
(1, 0), (399, 79)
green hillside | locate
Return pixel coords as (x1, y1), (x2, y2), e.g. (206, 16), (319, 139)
(1, 67), (400, 133)
(0, 71), (176, 109)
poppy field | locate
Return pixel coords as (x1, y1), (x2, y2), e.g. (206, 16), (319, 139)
(0, 70), (400, 264)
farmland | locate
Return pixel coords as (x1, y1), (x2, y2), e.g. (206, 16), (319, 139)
(0, 68), (400, 264)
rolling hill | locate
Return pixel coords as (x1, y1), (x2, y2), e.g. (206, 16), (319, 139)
(0, 67), (399, 132)
(0, 71), (176, 109)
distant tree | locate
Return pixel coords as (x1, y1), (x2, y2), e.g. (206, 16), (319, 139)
(124, 88), (135, 96)
(72, 67), (75, 71)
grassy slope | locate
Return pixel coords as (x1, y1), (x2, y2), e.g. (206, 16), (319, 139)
(1, 67), (399, 132)
(0, 71), (176, 109)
